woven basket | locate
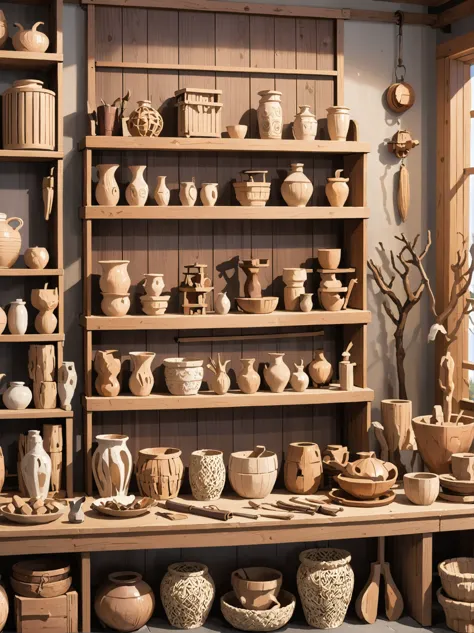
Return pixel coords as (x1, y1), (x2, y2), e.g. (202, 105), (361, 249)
(297, 548), (354, 629)
(221, 590), (295, 632)
(160, 562), (215, 629)
(189, 449), (226, 501)
(439, 558), (474, 602)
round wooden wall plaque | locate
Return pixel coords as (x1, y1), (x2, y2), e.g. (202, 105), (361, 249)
(386, 82), (415, 114)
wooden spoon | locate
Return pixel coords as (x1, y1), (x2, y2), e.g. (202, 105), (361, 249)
(355, 558), (381, 624)
(379, 537), (404, 620)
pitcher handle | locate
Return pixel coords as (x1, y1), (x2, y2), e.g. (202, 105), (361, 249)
(7, 217), (24, 232)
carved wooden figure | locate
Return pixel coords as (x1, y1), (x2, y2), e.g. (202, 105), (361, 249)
(58, 362), (77, 411)
(28, 344), (56, 409)
(31, 284), (58, 334)
(43, 424), (63, 493)
(42, 168), (55, 221)
(440, 351), (455, 422)
(94, 350), (121, 397)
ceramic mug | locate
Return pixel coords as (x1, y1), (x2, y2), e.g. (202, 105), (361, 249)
(451, 453), (474, 481)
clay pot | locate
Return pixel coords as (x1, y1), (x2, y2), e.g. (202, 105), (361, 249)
(237, 358), (261, 394)
(99, 260), (131, 294)
(215, 292), (231, 315)
(92, 434), (132, 497)
(281, 163), (313, 207)
(96, 164), (120, 206)
(3, 382), (32, 410)
(95, 571), (155, 632)
(0, 578), (8, 630)
(293, 105), (318, 141)
(94, 349), (121, 397)
(179, 181), (198, 206)
(140, 295), (169, 316)
(97, 105), (120, 136)
(13, 22), (49, 53)
(21, 430), (51, 499)
(24, 246), (49, 270)
(284, 442), (322, 494)
(200, 183), (218, 207)
(125, 165), (148, 207)
(403, 472), (439, 506)
(228, 446), (278, 498)
(317, 248), (341, 270)
(161, 563), (215, 629)
(290, 360), (309, 392)
(0, 307), (6, 335)
(300, 293), (313, 312)
(129, 351), (155, 397)
(234, 171), (271, 207)
(0, 214), (23, 269)
(189, 449), (226, 501)
(264, 352), (290, 393)
(101, 293), (130, 317)
(231, 567), (283, 610)
(127, 100), (163, 137)
(412, 414), (474, 474)
(136, 447), (183, 500)
(227, 125), (248, 139)
(154, 175), (170, 206)
(326, 169), (350, 207)
(257, 90), (283, 139)
(451, 453), (474, 481)
(327, 106), (351, 141)
(309, 350), (333, 387)
(143, 273), (164, 297)
(8, 299), (27, 335)
(0, 11), (7, 49)
(345, 451), (394, 481)
(163, 357), (204, 396)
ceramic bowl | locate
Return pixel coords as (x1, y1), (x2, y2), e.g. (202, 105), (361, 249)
(439, 558), (474, 602)
(336, 471), (397, 500)
(403, 472), (440, 506)
(236, 297), (279, 314)
(227, 125), (248, 139)
(11, 575), (72, 599)
(439, 475), (474, 495)
(231, 567), (282, 611)
(221, 590), (295, 632)
(140, 295), (170, 316)
(317, 248), (341, 270)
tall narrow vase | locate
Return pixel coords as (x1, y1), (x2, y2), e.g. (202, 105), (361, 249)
(92, 434), (132, 497)
(20, 430), (51, 500)
(154, 176), (170, 206)
(96, 164), (120, 206)
(125, 165), (148, 207)
(129, 351), (155, 397)
(257, 90), (283, 139)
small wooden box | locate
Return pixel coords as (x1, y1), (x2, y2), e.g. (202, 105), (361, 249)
(175, 88), (223, 138)
(15, 591), (78, 633)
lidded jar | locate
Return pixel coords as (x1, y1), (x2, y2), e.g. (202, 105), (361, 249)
(95, 571), (155, 632)
(293, 105), (318, 141)
(3, 80), (55, 150)
(257, 90), (283, 140)
(281, 164), (313, 208)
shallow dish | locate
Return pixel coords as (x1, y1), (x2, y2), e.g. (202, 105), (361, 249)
(221, 590), (295, 632)
(439, 558), (474, 602)
(439, 474), (474, 495)
(11, 575), (72, 599)
(91, 497), (156, 518)
(236, 297), (279, 315)
(328, 488), (395, 508)
(336, 471), (397, 500)
(0, 505), (65, 525)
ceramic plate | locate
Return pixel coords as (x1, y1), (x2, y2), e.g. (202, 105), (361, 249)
(92, 497), (156, 518)
(439, 474), (474, 495)
(438, 490), (474, 504)
(0, 505), (65, 525)
(328, 488), (395, 508)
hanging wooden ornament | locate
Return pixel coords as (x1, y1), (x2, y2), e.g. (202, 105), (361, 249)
(387, 129), (419, 223)
(386, 12), (415, 114)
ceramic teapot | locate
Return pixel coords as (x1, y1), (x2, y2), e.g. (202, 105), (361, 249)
(13, 22), (50, 53)
(345, 451), (397, 482)
(0, 214), (23, 269)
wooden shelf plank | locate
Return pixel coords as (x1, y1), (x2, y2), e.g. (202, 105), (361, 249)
(80, 136), (370, 154)
(83, 310), (372, 331)
(0, 334), (64, 343)
(0, 409), (73, 419)
(0, 150), (63, 162)
(84, 386), (374, 412)
(0, 269), (64, 277)
(82, 206), (370, 220)
(0, 51), (63, 70)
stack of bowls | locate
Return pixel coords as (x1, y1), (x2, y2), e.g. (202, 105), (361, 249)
(140, 273), (170, 316)
(11, 559), (72, 599)
(438, 558), (474, 632)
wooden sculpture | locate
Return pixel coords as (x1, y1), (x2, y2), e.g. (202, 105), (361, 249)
(207, 354), (231, 395)
(58, 361), (77, 411)
(284, 442), (322, 495)
(31, 284), (58, 334)
(42, 168), (55, 220)
(43, 424), (63, 493)
(339, 342), (356, 391)
(179, 263), (213, 315)
(17, 434), (27, 496)
(28, 344), (56, 409)
(175, 88), (223, 138)
(368, 232), (431, 400)
(387, 130), (419, 222)
(237, 258), (278, 314)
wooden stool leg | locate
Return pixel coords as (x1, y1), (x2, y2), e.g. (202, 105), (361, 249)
(80, 552), (91, 633)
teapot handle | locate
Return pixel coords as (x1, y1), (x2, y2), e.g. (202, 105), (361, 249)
(32, 21), (45, 32)
(7, 217), (24, 232)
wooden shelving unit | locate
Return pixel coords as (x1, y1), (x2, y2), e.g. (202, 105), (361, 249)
(0, 0), (73, 498)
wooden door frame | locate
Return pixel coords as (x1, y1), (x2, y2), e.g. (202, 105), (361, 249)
(436, 33), (472, 409)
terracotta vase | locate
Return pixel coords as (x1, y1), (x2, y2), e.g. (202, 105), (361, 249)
(326, 169), (350, 207)
(3, 80), (55, 150)
(136, 447), (183, 499)
(309, 350), (333, 387)
(0, 307), (6, 334)
(143, 273), (164, 297)
(154, 175), (170, 206)
(12, 22), (49, 53)
(21, 430), (51, 500)
(3, 381), (32, 410)
(189, 449), (226, 501)
(31, 284), (58, 334)
(99, 260), (131, 294)
(125, 165), (148, 207)
(95, 349), (121, 397)
(290, 360), (309, 392)
(24, 246), (49, 270)
(95, 571), (155, 632)
(0, 577), (8, 631)
(264, 353), (290, 393)
(58, 361), (77, 411)
(215, 291), (231, 315)
(300, 293), (313, 312)
(127, 100), (163, 137)
(161, 563), (215, 629)
(200, 183), (218, 207)
(237, 358), (261, 394)
(285, 442), (323, 494)
(8, 299), (28, 335)
(207, 354), (231, 395)
(293, 105), (318, 141)
(0, 214), (23, 269)
(327, 106), (351, 141)
(96, 164), (120, 206)
(101, 293), (130, 317)
(129, 351), (155, 397)
(92, 434), (132, 497)
(281, 163), (313, 207)
(163, 358), (203, 396)
(179, 181), (198, 206)
(0, 11), (7, 49)
(257, 90), (283, 139)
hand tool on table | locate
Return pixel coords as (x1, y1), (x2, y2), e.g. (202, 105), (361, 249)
(290, 497), (342, 516)
(247, 501), (294, 520)
(165, 499), (232, 521)
(275, 500), (316, 515)
(355, 536), (404, 624)
(205, 505), (259, 520)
